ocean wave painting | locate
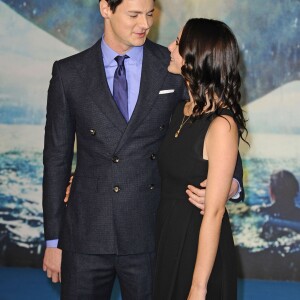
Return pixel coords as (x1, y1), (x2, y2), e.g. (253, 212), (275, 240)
(0, 0), (300, 280)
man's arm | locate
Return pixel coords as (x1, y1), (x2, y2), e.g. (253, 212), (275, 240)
(43, 61), (75, 282)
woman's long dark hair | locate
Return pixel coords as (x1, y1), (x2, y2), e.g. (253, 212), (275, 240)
(179, 18), (247, 141)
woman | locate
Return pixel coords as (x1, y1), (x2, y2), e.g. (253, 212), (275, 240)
(153, 18), (247, 300)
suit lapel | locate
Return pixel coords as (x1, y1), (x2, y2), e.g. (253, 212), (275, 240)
(81, 40), (127, 132)
(115, 40), (169, 152)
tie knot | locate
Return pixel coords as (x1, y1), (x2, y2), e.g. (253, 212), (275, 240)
(115, 55), (129, 66)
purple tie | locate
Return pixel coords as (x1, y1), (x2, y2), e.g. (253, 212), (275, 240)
(113, 55), (129, 122)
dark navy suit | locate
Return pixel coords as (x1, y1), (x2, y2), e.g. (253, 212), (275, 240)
(43, 39), (186, 299)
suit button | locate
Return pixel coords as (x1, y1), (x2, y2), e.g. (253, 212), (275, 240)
(159, 125), (165, 131)
(150, 154), (156, 160)
(112, 156), (120, 163)
(149, 184), (155, 190)
(90, 129), (96, 136)
(113, 186), (120, 193)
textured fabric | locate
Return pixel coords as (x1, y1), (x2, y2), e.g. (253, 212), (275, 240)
(61, 251), (116, 300)
(113, 55), (129, 121)
(153, 102), (237, 300)
(61, 251), (155, 300)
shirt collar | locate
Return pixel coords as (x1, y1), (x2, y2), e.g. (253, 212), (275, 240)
(101, 35), (143, 67)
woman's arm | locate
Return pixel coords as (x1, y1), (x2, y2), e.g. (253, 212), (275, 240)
(188, 115), (238, 299)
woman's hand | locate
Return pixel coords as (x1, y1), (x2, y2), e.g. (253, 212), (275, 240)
(64, 175), (73, 203)
(187, 284), (207, 300)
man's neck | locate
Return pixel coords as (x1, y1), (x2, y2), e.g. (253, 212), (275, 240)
(102, 34), (132, 55)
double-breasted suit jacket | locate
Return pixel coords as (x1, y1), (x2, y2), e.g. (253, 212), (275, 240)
(43, 39), (186, 255)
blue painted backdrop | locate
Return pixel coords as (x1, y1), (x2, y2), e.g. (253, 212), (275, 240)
(0, 0), (300, 284)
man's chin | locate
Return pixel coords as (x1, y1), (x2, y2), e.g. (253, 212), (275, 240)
(136, 42), (147, 47)
(131, 37), (147, 47)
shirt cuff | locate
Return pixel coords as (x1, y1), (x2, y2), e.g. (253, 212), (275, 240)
(46, 239), (59, 248)
(231, 178), (242, 199)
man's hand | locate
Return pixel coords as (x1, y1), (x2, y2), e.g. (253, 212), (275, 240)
(228, 178), (239, 199)
(64, 175), (73, 203)
(43, 248), (62, 283)
(186, 178), (239, 215)
(186, 180), (207, 215)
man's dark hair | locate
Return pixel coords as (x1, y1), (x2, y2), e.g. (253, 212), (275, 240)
(99, 0), (123, 13)
(270, 170), (299, 201)
(100, 0), (155, 13)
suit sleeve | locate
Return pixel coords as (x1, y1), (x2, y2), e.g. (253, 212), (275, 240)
(42, 61), (75, 240)
(230, 151), (244, 202)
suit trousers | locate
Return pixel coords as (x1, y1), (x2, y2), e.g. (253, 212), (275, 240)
(61, 250), (156, 300)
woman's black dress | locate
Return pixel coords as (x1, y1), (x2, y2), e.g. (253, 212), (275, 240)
(153, 102), (237, 300)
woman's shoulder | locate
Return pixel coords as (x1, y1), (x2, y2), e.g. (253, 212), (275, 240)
(209, 108), (239, 130)
(211, 110), (237, 128)
(207, 111), (238, 142)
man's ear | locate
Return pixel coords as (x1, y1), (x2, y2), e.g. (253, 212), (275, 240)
(100, 0), (112, 19)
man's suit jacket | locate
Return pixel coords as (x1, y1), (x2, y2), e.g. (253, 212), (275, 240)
(43, 39), (186, 255)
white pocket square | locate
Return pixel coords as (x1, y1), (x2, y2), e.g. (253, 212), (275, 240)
(159, 89), (175, 94)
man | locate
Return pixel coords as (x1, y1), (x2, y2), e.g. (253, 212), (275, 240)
(42, 0), (243, 299)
